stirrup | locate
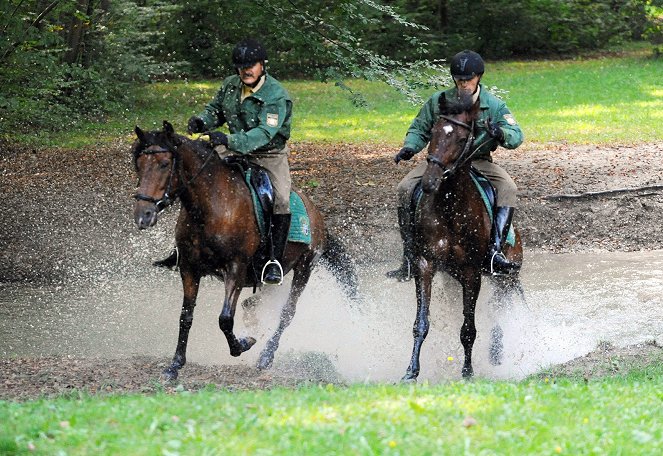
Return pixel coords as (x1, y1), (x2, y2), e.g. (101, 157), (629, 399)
(386, 258), (412, 282)
(261, 259), (284, 285)
(489, 251), (513, 276)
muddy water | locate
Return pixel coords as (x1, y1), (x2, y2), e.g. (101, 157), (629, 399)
(1, 250), (661, 382)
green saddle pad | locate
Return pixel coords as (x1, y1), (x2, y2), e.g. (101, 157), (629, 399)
(245, 171), (312, 245)
(470, 174), (516, 247)
(413, 175), (515, 246)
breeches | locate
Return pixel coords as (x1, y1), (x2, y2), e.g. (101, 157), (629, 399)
(215, 145), (292, 214)
(396, 158), (518, 207)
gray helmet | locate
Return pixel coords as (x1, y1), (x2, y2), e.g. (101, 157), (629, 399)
(450, 50), (485, 80)
(231, 39), (267, 68)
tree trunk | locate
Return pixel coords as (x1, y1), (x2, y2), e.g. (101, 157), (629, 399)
(63, 0), (90, 65)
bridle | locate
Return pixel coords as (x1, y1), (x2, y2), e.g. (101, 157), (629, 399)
(133, 145), (178, 213)
(426, 114), (488, 178)
(133, 142), (216, 213)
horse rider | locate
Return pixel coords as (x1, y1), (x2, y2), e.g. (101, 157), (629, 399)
(387, 50), (524, 280)
(157, 38), (293, 285)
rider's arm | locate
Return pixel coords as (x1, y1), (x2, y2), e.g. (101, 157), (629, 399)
(402, 94), (439, 153)
(228, 97), (290, 154)
(197, 79), (231, 130)
(494, 101), (524, 149)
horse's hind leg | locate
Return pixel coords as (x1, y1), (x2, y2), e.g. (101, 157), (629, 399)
(219, 264), (257, 357)
(487, 274), (527, 366)
(241, 294), (262, 329)
(257, 257), (314, 370)
(402, 260), (433, 383)
(164, 270), (201, 381)
(460, 270), (482, 379)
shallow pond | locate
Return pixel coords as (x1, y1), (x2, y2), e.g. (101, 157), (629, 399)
(1, 250), (661, 382)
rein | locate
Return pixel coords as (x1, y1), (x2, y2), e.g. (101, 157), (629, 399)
(133, 142), (217, 213)
(426, 115), (488, 177)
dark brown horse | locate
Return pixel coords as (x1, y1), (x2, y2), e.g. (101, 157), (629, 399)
(132, 121), (358, 381)
(402, 95), (525, 381)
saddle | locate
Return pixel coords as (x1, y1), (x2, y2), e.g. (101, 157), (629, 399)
(406, 167), (515, 245)
(223, 155), (312, 287)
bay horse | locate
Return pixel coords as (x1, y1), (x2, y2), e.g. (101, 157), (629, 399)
(401, 94), (525, 381)
(132, 121), (358, 381)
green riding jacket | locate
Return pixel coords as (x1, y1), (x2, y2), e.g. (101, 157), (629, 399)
(403, 85), (524, 158)
(196, 74), (292, 154)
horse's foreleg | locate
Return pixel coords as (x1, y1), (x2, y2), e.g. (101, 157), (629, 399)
(460, 270), (482, 379)
(164, 271), (201, 381)
(219, 264), (256, 357)
(257, 259), (314, 370)
(402, 259), (433, 383)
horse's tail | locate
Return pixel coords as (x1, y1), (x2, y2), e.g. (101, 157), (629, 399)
(320, 231), (360, 302)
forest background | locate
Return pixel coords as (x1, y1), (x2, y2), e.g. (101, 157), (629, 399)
(1, 0), (662, 139)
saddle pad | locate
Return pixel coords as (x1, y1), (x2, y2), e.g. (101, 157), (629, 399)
(288, 192), (312, 244)
(246, 175), (312, 245)
(412, 176), (515, 246)
(470, 173), (516, 247)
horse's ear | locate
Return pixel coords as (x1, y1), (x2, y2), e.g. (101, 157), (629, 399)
(135, 126), (145, 142)
(470, 97), (481, 119)
(438, 93), (447, 114)
(163, 120), (175, 135)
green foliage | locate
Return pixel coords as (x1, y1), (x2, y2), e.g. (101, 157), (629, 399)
(162, 0), (449, 104)
(9, 49), (663, 148)
(0, 0), (182, 135)
(1, 365), (662, 454)
(375, 0), (653, 59)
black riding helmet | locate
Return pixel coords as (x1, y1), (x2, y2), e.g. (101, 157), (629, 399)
(450, 50), (485, 80)
(232, 38), (268, 69)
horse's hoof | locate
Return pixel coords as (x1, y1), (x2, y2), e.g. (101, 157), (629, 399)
(257, 352), (274, 370)
(162, 367), (179, 382)
(401, 372), (418, 384)
(230, 337), (257, 357)
(461, 366), (474, 379)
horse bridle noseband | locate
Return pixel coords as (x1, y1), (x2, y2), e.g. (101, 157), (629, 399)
(133, 145), (178, 213)
(134, 142), (218, 213)
(426, 114), (482, 178)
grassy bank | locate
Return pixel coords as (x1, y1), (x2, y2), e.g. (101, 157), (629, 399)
(21, 50), (663, 149)
(2, 364), (661, 454)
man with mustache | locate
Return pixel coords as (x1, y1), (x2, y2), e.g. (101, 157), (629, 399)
(388, 50), (524, 280)
(159, 38), (293, 285)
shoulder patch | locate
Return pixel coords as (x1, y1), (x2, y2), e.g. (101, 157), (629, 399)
(503, 113), (517, 126)
(266, 113), (279, 127)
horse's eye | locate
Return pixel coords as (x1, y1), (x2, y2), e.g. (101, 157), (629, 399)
(159, 160), (170, 169)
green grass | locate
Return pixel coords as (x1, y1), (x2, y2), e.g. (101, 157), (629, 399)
(16, 47), (663, 148)
(1, 365), (662, 455)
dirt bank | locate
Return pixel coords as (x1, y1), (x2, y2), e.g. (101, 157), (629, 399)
(1, 139), (662, 399)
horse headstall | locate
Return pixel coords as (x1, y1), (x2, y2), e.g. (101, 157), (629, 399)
(133, 144), (180, 213)
(426, 118), (476, 178)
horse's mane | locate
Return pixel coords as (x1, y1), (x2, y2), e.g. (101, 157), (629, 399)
(132, 127), (215, 169)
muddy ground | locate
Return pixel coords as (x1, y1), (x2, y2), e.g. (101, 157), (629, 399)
(1, 139), (662, 400)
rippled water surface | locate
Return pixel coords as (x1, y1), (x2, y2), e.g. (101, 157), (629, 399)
(1, 250), (661, 381)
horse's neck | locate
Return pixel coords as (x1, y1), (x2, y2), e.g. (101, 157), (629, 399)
(178, 147), (245, 211)
(436, 167), (475, 209)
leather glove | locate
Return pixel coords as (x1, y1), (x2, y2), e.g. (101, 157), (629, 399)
(394, 147), (416, 164)
(208, 132), (228, 147)
(485, 118), (504, 142)
(187, 116), (205, 134)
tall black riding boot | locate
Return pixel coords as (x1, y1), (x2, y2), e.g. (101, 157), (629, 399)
(262, 214), (291, 284)
(386, 206), (413, 282)
(486, 206), (520, 275)
(153, 247), (178, 269)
